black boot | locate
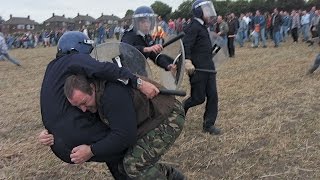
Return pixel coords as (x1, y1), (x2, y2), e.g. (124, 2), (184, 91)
(158, 164), (186, 180)
(307, 66), (318, 75)
(203, 126), (221, 135)
(181, 99), (188, 116)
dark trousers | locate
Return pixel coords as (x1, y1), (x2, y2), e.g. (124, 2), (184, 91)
(291, 28), (298, 42)
(106, 160), (131, 180)
(227, 37), (235, 57)
(184, 72), (218, 128)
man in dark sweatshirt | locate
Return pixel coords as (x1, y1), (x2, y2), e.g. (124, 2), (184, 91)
(59, 74), (186, 179)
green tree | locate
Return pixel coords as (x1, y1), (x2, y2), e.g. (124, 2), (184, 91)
(226, 0), (250, 16)
(151, 1), (172, 20)
(171, 0), (193, 19)
(249, 0), (266, 13)
(214, 1), (230, 17)
(277, 0), (306, 11)
(125, 10), (134, 17)
(307, 0), (320, 9)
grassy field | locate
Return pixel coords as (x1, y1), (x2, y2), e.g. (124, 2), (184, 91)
(0, 39), (320, 179)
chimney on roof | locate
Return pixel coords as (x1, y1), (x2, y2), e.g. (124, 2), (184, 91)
(10, 14), (12, 19)
(77, 13), (79, 16)
(53, 13), (55, 17)
(101, 13), (103, 16)
(86, 14), (88, 16)
(27, 15), (30, 19)
(63, 14), (65, 17)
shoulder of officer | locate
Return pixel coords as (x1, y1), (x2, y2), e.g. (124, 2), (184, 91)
(126, 25), (134, 32)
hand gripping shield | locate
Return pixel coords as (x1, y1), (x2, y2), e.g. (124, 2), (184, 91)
(158, 33), (185, 90)
(208, 31), (229, 69)
(90, 42), (186, 96)
(91, 42), (153, 78)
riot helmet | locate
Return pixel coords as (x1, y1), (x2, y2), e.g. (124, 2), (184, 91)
(57, 31), (94, 55)
(132, 6), (157, 36)
(192, 0), (217, 24)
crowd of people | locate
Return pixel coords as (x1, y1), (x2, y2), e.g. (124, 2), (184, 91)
(1, 6), (319, 52)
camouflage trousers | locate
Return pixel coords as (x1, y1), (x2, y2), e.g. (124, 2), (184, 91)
(121, 99), (185, 180)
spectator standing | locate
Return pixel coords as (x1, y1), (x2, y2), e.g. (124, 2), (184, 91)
(271, 8), (282, 47)
(227, 13), (238, 57)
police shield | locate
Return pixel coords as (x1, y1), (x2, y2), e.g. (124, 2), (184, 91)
(158, 34), (185, 90)
(91, 42), (186, 96)
(91, 42), (153, 78)
(208, 31), (228, 69)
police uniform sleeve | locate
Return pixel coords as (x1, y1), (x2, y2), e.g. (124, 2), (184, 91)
(121, 30), (145, 55)
(66, 53), (139, 88)
(90, 83), (137, 157)
(154, 53), (174, 71)
(183, 23), (198, 60)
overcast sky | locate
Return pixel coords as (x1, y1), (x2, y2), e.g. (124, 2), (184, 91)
(0, 0), (186, 23)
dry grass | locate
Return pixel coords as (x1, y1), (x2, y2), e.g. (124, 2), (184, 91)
(1, 39), (320, 180)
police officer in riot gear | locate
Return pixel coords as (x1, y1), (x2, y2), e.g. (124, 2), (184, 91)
(121, 6), (176, 72)
(39, 31), (159, 179)
(183, 0), (221, 135)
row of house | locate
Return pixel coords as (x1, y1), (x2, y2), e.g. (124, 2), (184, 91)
(0, 13), (133, 34)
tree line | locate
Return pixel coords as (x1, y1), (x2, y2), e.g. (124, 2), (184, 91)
(124, 0), (320, 20)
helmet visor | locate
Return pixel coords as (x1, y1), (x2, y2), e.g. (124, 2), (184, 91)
(133, 13), (157, 35)
(199, 1), (217, 18)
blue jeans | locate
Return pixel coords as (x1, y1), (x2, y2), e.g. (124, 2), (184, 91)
(236, 31), (244, 47)
(0, 53), (21, 65)
(254, 28), (266, 47)
(280, 25), (289, 41)
(273, 31), (280, 46)
(97, 35), (105, 44)
(301, 23), (310, 41)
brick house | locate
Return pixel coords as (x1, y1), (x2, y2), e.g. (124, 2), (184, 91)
(2, 15), (39, 34)
(95, 13), (121, 25)
(73, 13), (96, 30)
(43, 13), (75, 31)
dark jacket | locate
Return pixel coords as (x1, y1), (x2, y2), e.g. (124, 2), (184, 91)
(121, 29), (173, 71)
(40, 53), (138, 163)
(183, 18), (215, 70)
(227, 18), (238, 35)
(271, 13), (282, 32)
(92, 79), (175, 157)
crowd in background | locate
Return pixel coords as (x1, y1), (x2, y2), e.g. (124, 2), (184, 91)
(1, 6), (319, 55)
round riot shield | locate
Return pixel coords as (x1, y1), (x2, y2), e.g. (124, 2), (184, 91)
(158, 34), (185, 90)
(90, 42), (153, 78)
(208, 31), (229, 69)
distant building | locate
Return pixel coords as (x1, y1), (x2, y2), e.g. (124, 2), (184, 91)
(43, 13), (74, 31)
(96, 13), (121, 25)
(121, 14), (132, 28)
(2, 15), (39, 34)
(73, 13), (96, 30)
